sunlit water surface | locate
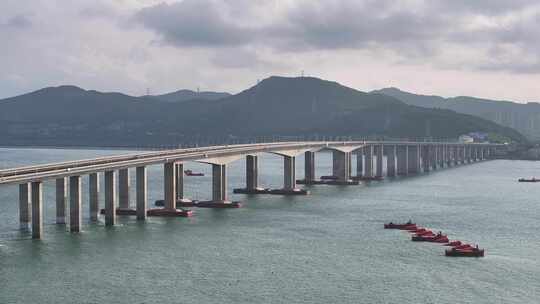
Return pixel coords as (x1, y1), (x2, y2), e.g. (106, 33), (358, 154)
(0, 147), (539, 303)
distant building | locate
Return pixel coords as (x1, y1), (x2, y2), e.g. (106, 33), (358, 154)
(468, 132), (488, 142)
(459, 135), (474, 143)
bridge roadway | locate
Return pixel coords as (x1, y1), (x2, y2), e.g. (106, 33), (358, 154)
(0, 140), (504, 239)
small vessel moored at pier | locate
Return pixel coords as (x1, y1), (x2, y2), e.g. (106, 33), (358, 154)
(184, 169), (204, 176)
(351, 176), (384, 181)
(518, 177), (540, 182)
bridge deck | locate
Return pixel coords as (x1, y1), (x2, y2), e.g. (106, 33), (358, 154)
(0, 141), (502, 186)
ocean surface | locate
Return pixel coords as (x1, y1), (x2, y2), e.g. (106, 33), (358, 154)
(0, 147), (539, 304)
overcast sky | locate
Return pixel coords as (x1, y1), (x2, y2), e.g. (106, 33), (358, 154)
(2, 0), (540, 102)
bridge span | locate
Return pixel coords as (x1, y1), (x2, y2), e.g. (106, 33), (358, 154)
(0, 141), (505, 239)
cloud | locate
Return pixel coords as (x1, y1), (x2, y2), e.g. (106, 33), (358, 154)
(134, 1), (255, 47)
(133, 0), (540, 73)
(4, 14), (32, 28)
(2, 0), (540, 102)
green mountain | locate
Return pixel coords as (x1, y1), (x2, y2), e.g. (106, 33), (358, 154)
(374, 87), (540, 141)
(0, 77), (526, 147)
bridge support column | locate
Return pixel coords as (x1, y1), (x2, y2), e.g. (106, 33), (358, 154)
(432, 146), (438, 170)
(439, 145), (445, 168)
(356, 148), (363, 177)
(375, 145), (384, 177)
(164, 162), (177, 209)
(440, 145), (446, 168)
(446, 145), (452, 167)
(332, 151), (351, 181)
(69, 176), (82, 233)
(246, 155), (259, 190)
(175, 163), (185, 200)
(304, 151), (315, 183)
(283, 156), (296, 190)
(364, 146), (374, 177)
(448, 147), (454, 166)
(56, 178), (67, 224)
(89, 173), (99, 222)
(212, 164), (227, 201)
(31, 181), (43, 239)
(105, 170), (116, 226)
(422, 146), (430, 172)
(136, 166), (147, 220)
(119, 168), (130, 209)
(386, 145), (396, 177)
(19, 183), (31, 230)
(397, 146), (408, 175)
(407, 145), (420, 174)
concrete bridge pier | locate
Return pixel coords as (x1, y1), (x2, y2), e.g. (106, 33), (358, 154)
(31, 181), (43, 239)
(422, 146), (430, 172)
(19, 183), (31, 230)
(246, 155), (260, 190)
(136, 166), (147, 220)
(154, 162), (195, 208)
(432, 145), (438, 170)
(407, 145), (420, 174)
(69, 176), (82, 233)
(446, 145), (452, 167)
(356, 148), (363, 177)
(364, 146), (374, 177)
(304, 152), (315, 183)
(439, 145), (446, 168)
(375, 145), (384, 177)
(175, 163), (192, 203)
(55, 178), (67, 224)
(386, 145), (396, 177)
(118, 168), (135, 213)
(332, 151), (352, 181)
(283, 156), (296, 190)
(233, 155), (265, 192)
(104, 170), (116, 226)
(212, 164), (227, 201)
(89, 173), (99, 222)
(397, 145), (408, 176)
(440, 145), (445, 167)
(458, 146), (464, 164)
(450, 146), (455, 165)
(164, 162), (177, 209)
(146, 161), (198, 214)
(175, 163), (183, 199)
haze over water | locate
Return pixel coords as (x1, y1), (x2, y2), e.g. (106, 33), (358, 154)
(1, 147), (539, 304)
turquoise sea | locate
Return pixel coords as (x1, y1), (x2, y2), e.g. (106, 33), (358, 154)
(0, 147), (539, 303)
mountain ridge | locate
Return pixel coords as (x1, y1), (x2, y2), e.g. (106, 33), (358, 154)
(0, 76), (526, 147)
(374, 87), (540, 140)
